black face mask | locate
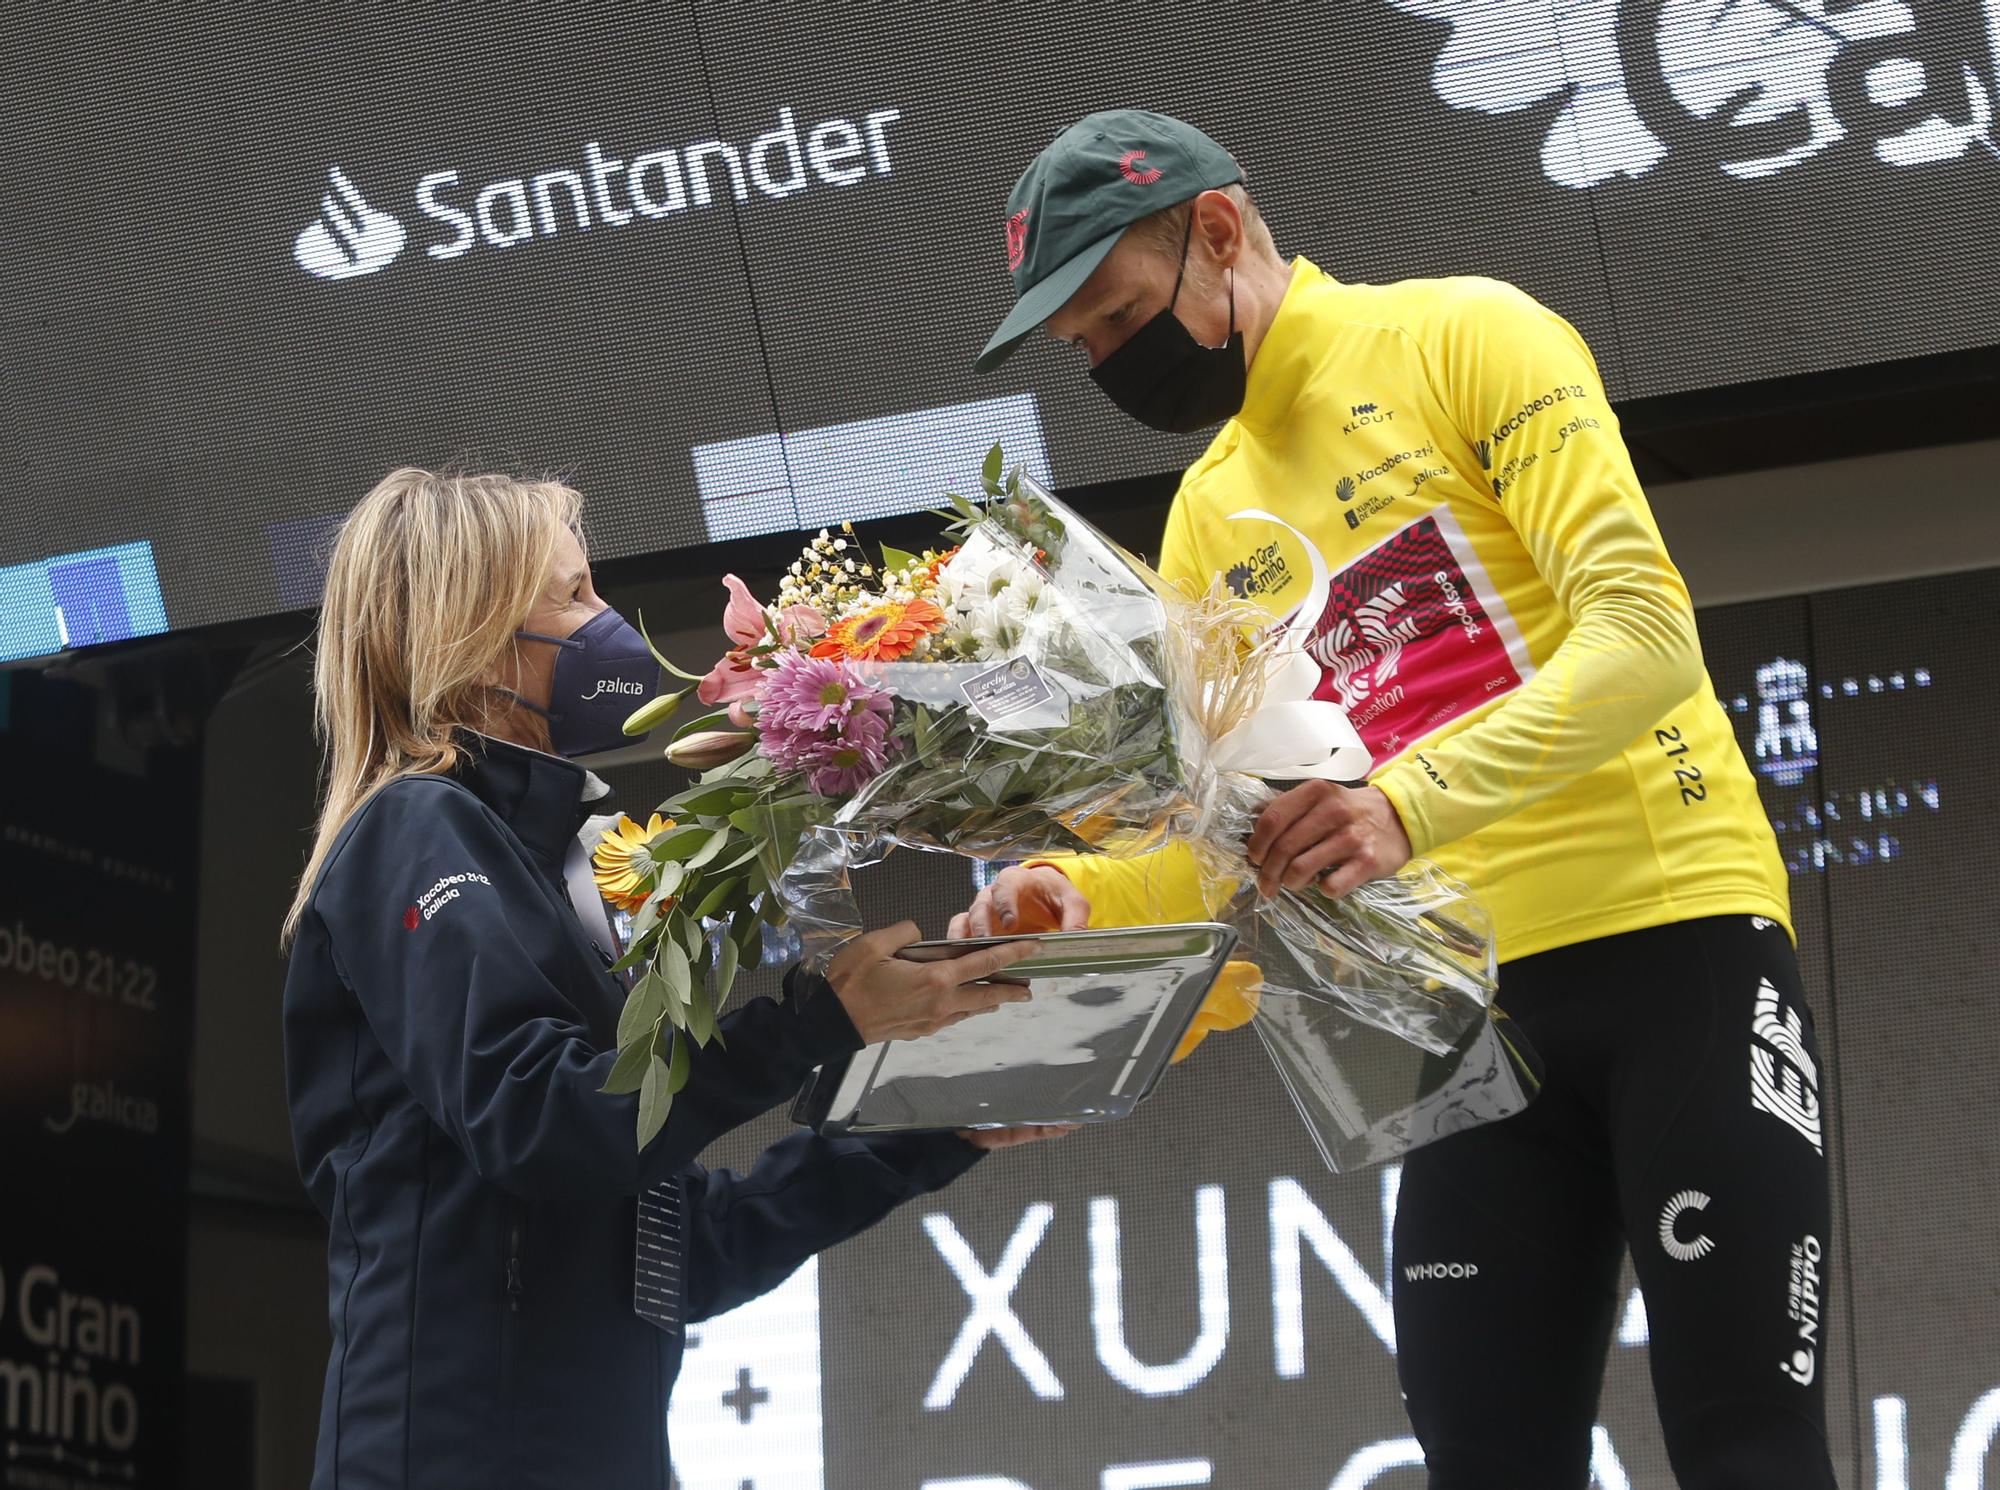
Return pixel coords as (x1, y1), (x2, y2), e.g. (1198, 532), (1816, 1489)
(1090, 214), (1247, 433)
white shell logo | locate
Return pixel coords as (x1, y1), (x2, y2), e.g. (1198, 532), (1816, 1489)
(293, 166), (408, 281)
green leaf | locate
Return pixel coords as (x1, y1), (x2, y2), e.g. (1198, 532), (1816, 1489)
(658, 936), (691, 1020)
(630, 864), (686, 937)
(669, 781), (757, 818)
(731, 906), (765, 963)
(913, 705), (949, 763)
(636, 610), (710, 684)
(683, 976), (717, 1048)
(690, 875), (744, 922)
(615, 970), (668, 1046)
(682, 827), (734, 873)
(880, 542), (920, 574)
(609, 935), (653, 974)
(599, 1036), (654, 1095)
(981, 443), (1004, 488)
(710, 749), (774, 782)
(706, 838), (764, 876)
(637, 1052), (673, 1148)
(644, 823), (715, 860)
(713, 930), (741, 1009)
(667, 1029), (692, 1094)
(669, 707), (733, 745)
(678, 911), (709, 972)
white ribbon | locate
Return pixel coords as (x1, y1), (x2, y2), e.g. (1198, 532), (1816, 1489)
(1206, 509), (1372, 783)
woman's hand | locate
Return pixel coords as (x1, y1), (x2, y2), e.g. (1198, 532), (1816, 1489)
(949, 864), (1091, 938)
(826, 921), (1040, 1045)
(958, 1124), (1081, 1151)
(1245, 782), (1413, 898)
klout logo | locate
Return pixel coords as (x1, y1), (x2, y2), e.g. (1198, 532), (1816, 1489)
(292, 103), (905, 285)
(294, 166), (409, 280)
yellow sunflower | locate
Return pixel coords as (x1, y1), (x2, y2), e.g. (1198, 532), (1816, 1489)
(810, 596), (946, 662)
(591, 812), (676, 914)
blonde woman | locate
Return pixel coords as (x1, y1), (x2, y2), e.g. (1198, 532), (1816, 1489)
(282, 468), (1060, 1490)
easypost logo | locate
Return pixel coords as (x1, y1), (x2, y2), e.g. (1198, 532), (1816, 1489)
(292, 103), (905, 283)
(1386, 0), (2000, 187)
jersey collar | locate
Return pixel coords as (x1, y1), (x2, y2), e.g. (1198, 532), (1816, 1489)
(1236, 255), (1329, 435)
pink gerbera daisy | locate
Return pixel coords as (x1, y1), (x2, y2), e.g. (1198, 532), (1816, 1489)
(761, 652), (891, 734)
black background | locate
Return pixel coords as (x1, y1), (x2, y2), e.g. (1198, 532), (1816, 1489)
(3, 0), (1997, 637)
(0, 679), (198, 1490)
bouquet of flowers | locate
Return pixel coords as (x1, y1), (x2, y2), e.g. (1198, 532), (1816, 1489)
(595, 448), (1537, 1170)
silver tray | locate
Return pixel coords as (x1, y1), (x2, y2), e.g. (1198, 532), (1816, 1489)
(792, 923), (1240, 1134)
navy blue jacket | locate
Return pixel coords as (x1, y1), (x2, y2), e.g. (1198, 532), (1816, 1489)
(283, 734), (978, 1489)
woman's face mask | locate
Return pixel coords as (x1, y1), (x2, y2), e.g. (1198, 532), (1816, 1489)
(1089, 214), (1247, 434)
(508, 607), (662, 759)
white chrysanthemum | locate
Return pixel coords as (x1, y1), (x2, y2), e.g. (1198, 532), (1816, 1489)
(932, 548), (1061, 660)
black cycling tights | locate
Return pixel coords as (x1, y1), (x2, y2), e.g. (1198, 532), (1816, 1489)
(1394, 916), (1839, 1489)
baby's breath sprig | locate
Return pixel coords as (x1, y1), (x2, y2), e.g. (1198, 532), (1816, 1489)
(773, 521), (880, 616)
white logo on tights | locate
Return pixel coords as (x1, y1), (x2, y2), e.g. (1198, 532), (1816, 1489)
(1658, 1189), (1715, 1262)
(1781, 1234), (1823, 1385)
(1401, 1261), (1479, 1281)
(1750, 978), (1823, 1154)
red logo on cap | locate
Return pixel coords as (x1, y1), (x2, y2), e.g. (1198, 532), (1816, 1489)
(1005, 208), (1031, 270)
(402, 905), (421, 931)
(1118, 150), (1163, 186)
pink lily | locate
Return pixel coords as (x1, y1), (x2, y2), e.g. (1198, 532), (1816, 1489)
(697, 575), (769, 706)
(776, 604), (827, 644)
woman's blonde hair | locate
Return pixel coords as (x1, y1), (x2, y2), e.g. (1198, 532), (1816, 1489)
(281, 467), (582, 944)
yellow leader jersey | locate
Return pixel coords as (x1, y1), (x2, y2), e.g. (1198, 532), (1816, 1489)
(1048, 257), (1790, 964)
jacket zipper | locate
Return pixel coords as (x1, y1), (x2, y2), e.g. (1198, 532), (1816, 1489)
(500, 1202), (522, 1445)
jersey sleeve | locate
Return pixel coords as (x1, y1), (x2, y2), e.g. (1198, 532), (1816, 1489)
(1372, 281), (1706, 856)
(314, 778), (861, 1199)
(1028, 487), (1213, 928)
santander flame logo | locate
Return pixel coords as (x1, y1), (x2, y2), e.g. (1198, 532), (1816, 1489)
(294, 166), (408, 280)
(1005, 207), (1031, 270)
(1118, 148), (1164, 185)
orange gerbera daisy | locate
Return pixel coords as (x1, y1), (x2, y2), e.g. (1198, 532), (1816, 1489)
(921, 546), (961, 585)
(591, 812), (676, 914)
(810, 596), (946, 662)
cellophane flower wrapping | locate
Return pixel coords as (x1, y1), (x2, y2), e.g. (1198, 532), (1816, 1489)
(765, 475), (1538, 1172)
